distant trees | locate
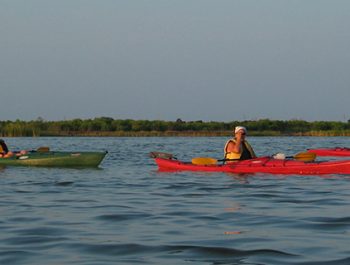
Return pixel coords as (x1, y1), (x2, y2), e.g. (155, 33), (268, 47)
(0, 117), (349, 137)
(0, 120), (40, 137)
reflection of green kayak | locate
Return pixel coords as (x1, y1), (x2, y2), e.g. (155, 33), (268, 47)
(0, 151), (107, 167)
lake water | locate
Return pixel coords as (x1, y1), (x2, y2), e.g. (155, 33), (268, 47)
(1, 136), (349, 265)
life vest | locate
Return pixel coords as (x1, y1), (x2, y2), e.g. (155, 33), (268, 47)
(224, 138), (256, 161)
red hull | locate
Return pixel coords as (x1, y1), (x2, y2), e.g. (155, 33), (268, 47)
(307, 147), (350, 157)
(154, 157), (350, 175)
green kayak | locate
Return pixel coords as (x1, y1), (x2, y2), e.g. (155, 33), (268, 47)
(0, 151), (107, 168)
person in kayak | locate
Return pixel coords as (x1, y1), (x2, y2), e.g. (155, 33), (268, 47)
(224, 126), (256, 162)
(0, 139), (27, 158)
(0, 139), (11, 158)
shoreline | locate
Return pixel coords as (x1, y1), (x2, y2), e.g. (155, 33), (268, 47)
(4, 130), (348, 137)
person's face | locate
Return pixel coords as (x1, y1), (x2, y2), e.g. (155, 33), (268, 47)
(236, 130), (246, 138)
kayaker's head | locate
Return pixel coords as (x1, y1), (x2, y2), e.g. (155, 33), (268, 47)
(234, 126), (247, 138)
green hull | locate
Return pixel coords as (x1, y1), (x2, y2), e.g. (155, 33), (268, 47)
(0, 151), (107, 167)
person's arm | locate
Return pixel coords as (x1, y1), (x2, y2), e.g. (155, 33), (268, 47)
(234, 132), (245, 153)
(226, 139), (241, 154)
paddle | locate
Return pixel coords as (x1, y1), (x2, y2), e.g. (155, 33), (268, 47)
(191, 157), (219, 165)
(191, 151), (317, 165)
(290, 152), (316, 162)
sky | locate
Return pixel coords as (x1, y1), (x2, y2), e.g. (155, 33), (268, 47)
(1, 0), (349, 122)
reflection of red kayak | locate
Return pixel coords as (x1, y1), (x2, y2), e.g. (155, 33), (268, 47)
(307, 147), (350, 157)
(153, 156), (350, 175)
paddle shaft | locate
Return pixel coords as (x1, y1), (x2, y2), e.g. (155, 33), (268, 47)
(191, 152), (316, 165)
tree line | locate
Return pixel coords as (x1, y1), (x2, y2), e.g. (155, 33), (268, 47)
(0, 117), (349, 137)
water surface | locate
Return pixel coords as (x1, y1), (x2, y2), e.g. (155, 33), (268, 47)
(1, 137), (349, 264)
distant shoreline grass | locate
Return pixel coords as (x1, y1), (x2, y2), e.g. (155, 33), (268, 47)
(1, 118), (349, 137)
(37, 130), (350, 137)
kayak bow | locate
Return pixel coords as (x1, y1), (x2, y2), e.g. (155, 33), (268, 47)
(307, 147), (350, 157)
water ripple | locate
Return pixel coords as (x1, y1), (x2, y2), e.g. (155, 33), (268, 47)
(67, 242), (297, 263)
(97, 213), (152, 222)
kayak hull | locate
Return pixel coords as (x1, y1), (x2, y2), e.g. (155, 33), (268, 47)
(154, 157), (350, 175)
(0, 151), (107, 167)
(307, 147), (350, 157)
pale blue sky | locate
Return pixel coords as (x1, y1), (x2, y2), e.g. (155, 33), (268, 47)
(1, 0), (349, 121)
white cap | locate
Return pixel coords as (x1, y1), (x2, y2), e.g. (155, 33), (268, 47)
(234, 126), (247, 134)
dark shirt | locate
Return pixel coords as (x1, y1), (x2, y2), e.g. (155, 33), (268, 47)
(240, 142), (253, 160)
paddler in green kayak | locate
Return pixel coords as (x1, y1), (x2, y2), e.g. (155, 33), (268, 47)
(224, 126), (256, 162)
(0, 139), (27, 158)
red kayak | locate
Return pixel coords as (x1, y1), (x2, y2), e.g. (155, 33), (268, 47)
(153, 156), (350, 175)
(307, 147), (350, 157)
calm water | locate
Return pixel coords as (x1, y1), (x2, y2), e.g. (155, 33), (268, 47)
(1, 136), (350, 265)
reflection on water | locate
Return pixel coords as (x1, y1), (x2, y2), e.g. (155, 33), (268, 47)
(0, 136), (349, 265)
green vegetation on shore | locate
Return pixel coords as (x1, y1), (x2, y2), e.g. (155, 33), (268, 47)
(0, 117), (349, 137)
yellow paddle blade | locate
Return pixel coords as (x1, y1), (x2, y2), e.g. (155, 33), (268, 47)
(191, 157), (218, 165)
(293, 152), (316, 162)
